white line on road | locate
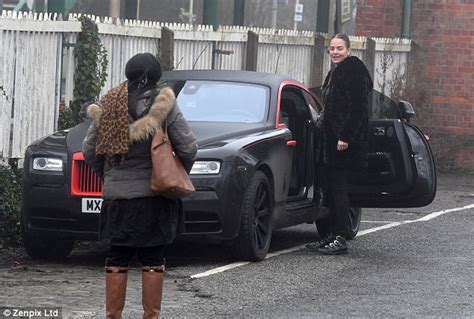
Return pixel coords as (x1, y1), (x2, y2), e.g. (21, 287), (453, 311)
(190, 262), (251, 279)
(190, 203), (474, 279)
(361, 220), (396, 224)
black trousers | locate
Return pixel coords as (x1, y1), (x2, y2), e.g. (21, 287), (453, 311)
(105, 245), (166, 267)
(319, 167), (351, 238)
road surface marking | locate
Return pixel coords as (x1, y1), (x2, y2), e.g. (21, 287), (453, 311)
(190, 203), (474, 279)
(361, 220), (396, 223)
(190, 262), (250, 279)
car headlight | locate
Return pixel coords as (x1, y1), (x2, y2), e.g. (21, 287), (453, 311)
(32, 157), (63, 172)
(190, 161), (221, 175)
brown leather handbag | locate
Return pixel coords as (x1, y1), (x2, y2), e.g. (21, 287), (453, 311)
(150, 126), (195, 199)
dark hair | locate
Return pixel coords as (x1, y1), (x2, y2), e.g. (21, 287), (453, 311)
(330, 33), (351, 49)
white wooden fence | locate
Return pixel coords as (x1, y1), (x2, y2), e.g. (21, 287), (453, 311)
(0, 11), (412, 160)
(0, 11), (74, 160)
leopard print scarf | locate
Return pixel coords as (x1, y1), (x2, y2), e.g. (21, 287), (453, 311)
(96, 82), (130, 166)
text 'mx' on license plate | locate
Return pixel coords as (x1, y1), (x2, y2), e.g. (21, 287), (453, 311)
(82, 198), (103, 213)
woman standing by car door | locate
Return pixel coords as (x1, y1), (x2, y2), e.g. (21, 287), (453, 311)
(83, 53), (197, 318)
(307, 34), (373, 255)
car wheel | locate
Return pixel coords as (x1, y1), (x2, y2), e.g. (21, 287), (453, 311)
(233, 171), (273, 262)
(23, 231), (75, 260)
(315, 207), (362, 240)
(346, 207), (362, 239)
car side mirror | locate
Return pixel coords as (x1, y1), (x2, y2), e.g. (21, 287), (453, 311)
(398, 100), (415, 122)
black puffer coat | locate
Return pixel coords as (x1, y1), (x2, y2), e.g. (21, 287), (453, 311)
(321, 56), (373, 169)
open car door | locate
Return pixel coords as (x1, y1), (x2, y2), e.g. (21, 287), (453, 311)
(310, 88), (436, 208)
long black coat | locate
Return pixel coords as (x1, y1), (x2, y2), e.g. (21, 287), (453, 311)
(321, 56), (373, 169)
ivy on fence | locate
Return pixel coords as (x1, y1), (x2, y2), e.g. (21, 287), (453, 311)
(58, 16), (108, 130)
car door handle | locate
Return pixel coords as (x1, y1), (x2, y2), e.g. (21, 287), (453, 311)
(287, 140), (297, 146)
(374, 127), (386, 136)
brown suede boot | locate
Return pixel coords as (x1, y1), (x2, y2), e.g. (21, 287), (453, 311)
(105, 266), (129, 319)
(142, 265), (165, 319)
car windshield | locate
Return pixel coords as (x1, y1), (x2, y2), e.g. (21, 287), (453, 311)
(176, 80), (269, 123)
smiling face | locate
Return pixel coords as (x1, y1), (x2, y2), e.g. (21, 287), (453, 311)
(329, 37), (351, 65)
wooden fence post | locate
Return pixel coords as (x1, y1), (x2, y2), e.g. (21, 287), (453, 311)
(365, 37), (376, 81)
(245, 30), (258, 71)
(160, 27), (174, 71)
(310, 34), (326, 87)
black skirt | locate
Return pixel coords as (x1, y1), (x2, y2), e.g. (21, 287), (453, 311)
(99, 196), (184, 247)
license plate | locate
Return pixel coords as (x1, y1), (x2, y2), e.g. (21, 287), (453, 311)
(82, 198), (103, 213)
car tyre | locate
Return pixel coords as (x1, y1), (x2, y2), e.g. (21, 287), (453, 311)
(315, 207), (361, 240)
(232, 171), (273, 262)
(23, 231), (75, 260)
(345, 207), (362, 239)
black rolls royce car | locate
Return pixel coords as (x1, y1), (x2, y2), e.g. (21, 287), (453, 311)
(21, 70), (436, 261)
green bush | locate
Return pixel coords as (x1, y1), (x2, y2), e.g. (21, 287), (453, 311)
(0, 163), (23, 248)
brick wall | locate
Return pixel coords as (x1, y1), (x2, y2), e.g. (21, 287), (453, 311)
(356, 0), (474, 170)
(412, 1), (474, 170)
(356, 0), (403, 37)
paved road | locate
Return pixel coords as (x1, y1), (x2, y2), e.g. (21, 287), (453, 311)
(1, 173), (473, 318)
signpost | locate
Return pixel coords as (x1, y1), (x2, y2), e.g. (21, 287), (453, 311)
(294, 1), (303, 30)
(340, 0), (351, 23)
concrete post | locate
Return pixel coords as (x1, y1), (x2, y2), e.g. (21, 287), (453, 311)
(160, 27), (174, 71)
(245, 31), (258, 71)
(365, 37), (376, 81)
(310, 34), (326, 87)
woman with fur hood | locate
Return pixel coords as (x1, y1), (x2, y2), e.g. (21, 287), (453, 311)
(306, 34), (373, 255)
(82, 53), (197, 318)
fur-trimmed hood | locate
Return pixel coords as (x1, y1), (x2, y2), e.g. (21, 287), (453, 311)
(87, 86), (175, 143)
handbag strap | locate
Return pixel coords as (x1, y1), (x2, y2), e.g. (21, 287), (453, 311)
(153, 121), (170, 149)
(162, 120), (170, 143)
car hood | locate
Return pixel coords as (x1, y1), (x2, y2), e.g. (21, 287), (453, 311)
(30, 120), (269, 154)
(27, 121), (92, 156)
(188, 121), (268, 147)
(29, 130), (69, 150)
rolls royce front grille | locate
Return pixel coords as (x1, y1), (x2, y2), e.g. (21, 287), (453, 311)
(71, 152), (103, 196)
